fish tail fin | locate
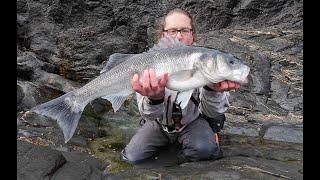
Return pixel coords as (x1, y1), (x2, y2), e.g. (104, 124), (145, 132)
(30, 91), (86, 143)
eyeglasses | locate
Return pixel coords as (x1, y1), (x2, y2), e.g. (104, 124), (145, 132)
(163, 28), (193, 37)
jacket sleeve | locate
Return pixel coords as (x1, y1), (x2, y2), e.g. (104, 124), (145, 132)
(199, 87), (230, 118)
(136, 93), (164, 121)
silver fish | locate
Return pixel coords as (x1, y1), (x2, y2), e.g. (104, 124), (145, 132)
(30, 37), (250, 143)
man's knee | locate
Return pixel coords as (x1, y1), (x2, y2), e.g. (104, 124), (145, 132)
(120, 120), (166, 164)
(120, 148), (151, 164)
(183, 141), (220, 161)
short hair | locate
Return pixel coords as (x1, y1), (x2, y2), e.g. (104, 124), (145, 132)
(155, 8), (196, 42)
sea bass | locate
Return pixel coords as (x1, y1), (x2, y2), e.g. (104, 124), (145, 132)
(30, 37), (250, 143)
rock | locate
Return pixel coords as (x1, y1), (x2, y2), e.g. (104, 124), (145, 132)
(68, 136), (88, 147)
(17, 13), (30, 50)
(246, 112), (302, 125)
(56, 151), (105, 179)
(17, 80), (65, 111)
(222, 144), (302, 162)
(225, 113), (247, 123)
(88, 98), (111, 115)
(263, 126), (303, 144)
(32, 70), (82, 93)
(100, 110), (141, 143)
(17, 84), (24, 106)
(223, 122), (260, 137)
(17, 140), (105, 180)
(17, 121), (66, 149)
(18, 110), (101, 150)
(17, 108), (55, 132)
(17, 81), (40, 111)
(17, 51), (44, 81)
(75, 116), (100, 139)
(270, 78), (302, 112)
(29, 17), (60, 59)
(18, 129), (44, 138)
(17, 140), (67, 180)
(104, 155), (302, 179)
(128, 96), (140, 116)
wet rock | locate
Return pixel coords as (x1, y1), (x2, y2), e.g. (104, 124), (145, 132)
(88, 98), (111, 115)
(100, 110), (141, 143)
(27, 12), (61, 59)
(50, 151), (105, 179)
(17, 81), (40, 111)
(17, 80), (65, 111)
(68, 136), (88, 147)
(17, 52), (44, 81)
(17, 122), (66, 149)
(17, 140), (105, 180)
(75, 116), (100, 139)
(128, 95), (140, 116)
(18, 129), (44, 138)
(17, 84), (24, 106)
(263, 126), (303, 144)
(222, 144), (302, 162)
(32, 70), (81, 93)
(17, 140), (67, 180)
(18, 110), (56, 128)
(270, 78), (302, 112)
(17, 110), (101, 151)
(185, 0), (302, 32)
(17, 51), (59, 81)
(245, 112), (302, 125)
(225, 113), (247, 123)
(104, 155), (302, 180)
(221, 121), (262, 146)
(223, 122), (260, 137)
(17, 13), (30, 50)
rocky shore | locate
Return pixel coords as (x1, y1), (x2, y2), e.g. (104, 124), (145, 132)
(17, 0), (303, 179)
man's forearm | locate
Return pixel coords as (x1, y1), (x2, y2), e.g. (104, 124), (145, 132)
(199, 87), (230, 118)
(136, 93), (164, 121)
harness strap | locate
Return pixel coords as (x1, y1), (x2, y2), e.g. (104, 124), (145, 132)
(190, 95), (199, 107)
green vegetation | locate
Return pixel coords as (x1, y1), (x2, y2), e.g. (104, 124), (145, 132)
(88, 135), (133, 173)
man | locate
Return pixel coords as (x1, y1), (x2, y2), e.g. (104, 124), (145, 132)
(121, 8), (240, 164)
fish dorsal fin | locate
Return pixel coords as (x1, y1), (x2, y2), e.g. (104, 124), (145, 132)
(100, 53), (135, 74)
(148, 36), (185, 52)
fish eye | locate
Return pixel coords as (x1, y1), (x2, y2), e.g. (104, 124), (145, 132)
(229, 59), (235, 65)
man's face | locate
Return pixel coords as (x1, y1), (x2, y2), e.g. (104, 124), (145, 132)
(163, 13), (194, 45)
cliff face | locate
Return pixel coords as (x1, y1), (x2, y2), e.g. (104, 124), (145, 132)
(17, 0), (303, 119)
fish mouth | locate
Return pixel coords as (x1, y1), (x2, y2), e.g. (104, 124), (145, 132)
(240, 66), (250, 84)
(238, 77), (248, 84)
(233, 66), (250, 84)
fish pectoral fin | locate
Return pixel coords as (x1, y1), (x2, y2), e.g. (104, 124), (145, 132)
(176, 89), (194, 109)
(101, 95), (129, 112)
(169, 69), (196, 81)
(167, 70), (208, 91)
(100, 53), (136, 73)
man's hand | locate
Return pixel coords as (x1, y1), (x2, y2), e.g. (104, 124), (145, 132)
(131, 69), (168, 100)
(207, 80), (240, 92)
